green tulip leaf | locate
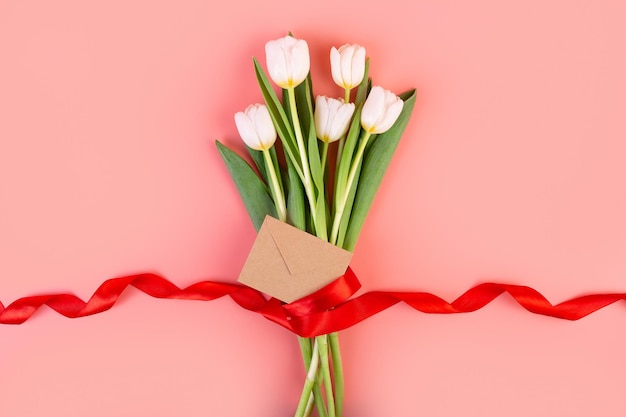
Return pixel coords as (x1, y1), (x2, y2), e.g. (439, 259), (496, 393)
(286, 155), (306, 230)
(246, 141), (284, 198)
(314, 190), (328, 241)
(335, 158), (362, 249)
(295, 74), (314, 137)
(354, 59), (371, 107)
(300, 77), (323, 195)
(268, 146), (284, 194)
(308, 133), (324, 194)
(302, 76), (328, 238)
(216, 140), (277, 231)
(334, 104), (363, 200)
(246, 146), (268, 184)
(342, 89), (417, 251)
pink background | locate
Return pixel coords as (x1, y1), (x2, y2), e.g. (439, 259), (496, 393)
(1, 0), (625, 415)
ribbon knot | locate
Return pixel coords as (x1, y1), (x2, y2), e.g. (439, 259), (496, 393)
(255, 268), (361, 336)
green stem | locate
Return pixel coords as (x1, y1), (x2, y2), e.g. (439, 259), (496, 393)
(303, 394), (315, 417)
(320, 141), (329, 177)
(334, 137), (345, 200)
(317, 335), (335, 417)
(330, 131), (372, 245)
(335, 136), (345, 167)
(262, 148), (287, 222)
(334, 87), (352, 191)
(329, 332), (345, 417)
(311, 390), (327, 417)
(312, 368), (329, 417)
(294, 339), (320, 417)
(298, 337), (328, 417)
(298, 336), (312, 368)
(287, 87), (318, 233)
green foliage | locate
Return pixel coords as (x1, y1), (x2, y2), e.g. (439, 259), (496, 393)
(220, 48), (416, 252)
(216, 141), (277, 231)
(354, 58), (370, 106)
(286, 156), (306, 230)
(342, 89), (417, 251)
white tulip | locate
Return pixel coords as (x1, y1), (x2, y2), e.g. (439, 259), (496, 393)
(330, 44), (366, 90)
(360, 86), (404, 134)
(314, 96), (355, 143)
(265, 35), (310, 89)
(234, 104), (277, 151)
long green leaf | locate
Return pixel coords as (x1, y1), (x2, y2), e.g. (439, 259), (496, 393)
(246, 146), (284, 195)
(247, 146), (267, 183)
(354, 59), (370, 107)
(286, 155), (306, 230)
(335, 158), (362, 248)
(253, 58), (303, 181)
(216, 141), (277, 231)
(342, 89), (417, 250)
(334, 104), (363, 201)
(314, 191), (328, 241)
(302, 75), (328, 239)
(268, 146), (284, 193)
(295, 75), (314, 139)
(308, 131), (324, 198)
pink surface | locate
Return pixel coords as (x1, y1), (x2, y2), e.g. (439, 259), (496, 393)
(1, 0), (625, 415)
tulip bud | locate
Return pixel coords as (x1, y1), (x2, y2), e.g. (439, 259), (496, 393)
(314, 96), (355, 143)
(330, 44), (366, 90)
(265, 35), (310, 89)
(360, 86), (404, 134)
(234, 104), (277, 151)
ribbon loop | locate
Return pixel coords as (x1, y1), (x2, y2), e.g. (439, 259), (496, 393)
(282, 268), (361, 317)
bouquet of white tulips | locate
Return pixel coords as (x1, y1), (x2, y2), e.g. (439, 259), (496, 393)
(217, 34), (416, 417)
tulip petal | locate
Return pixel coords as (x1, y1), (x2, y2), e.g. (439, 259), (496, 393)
(340, 45), (355, 88)
(314, 96), (330, 141)
(351, 46), (366, 87)
(360, 86), (405, 134)
(265, 39), (290, 88)
(330, 47), (343, 88)
(265, 36), (310, 89)
(329, 103), (355, 141)
(235, 111), (262, 150)
(314, 97), (355, 143)
(253, 105), (277, 149)
(361, 86), (386, 133)
(323, 100), (334, 141)
(325, 99), (342, 142)
(331, 44), (366, 90)
(372, 98), (403, 134)
(234, 104), (277, 150)
(290, 39), (310, 87)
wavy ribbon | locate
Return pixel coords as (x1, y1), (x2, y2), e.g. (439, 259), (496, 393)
(1, 268), (625, 337)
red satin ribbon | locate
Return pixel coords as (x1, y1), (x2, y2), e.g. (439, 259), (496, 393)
(1, 268), (625, 337)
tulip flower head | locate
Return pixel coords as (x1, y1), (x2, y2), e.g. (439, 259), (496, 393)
(360, 86), (404, 134)
(330, 44), (366, 90)
(234, 104), (277, 151)
(314, 96), (355, 143)
(265, 36), (310, 89)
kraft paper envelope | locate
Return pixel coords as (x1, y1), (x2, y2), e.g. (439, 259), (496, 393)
(238, 215), (353, 303)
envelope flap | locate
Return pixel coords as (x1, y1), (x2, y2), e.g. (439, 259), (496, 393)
(266, 216), (352, 275)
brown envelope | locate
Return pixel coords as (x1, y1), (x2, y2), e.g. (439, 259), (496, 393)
(237, 215), (353, 303)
